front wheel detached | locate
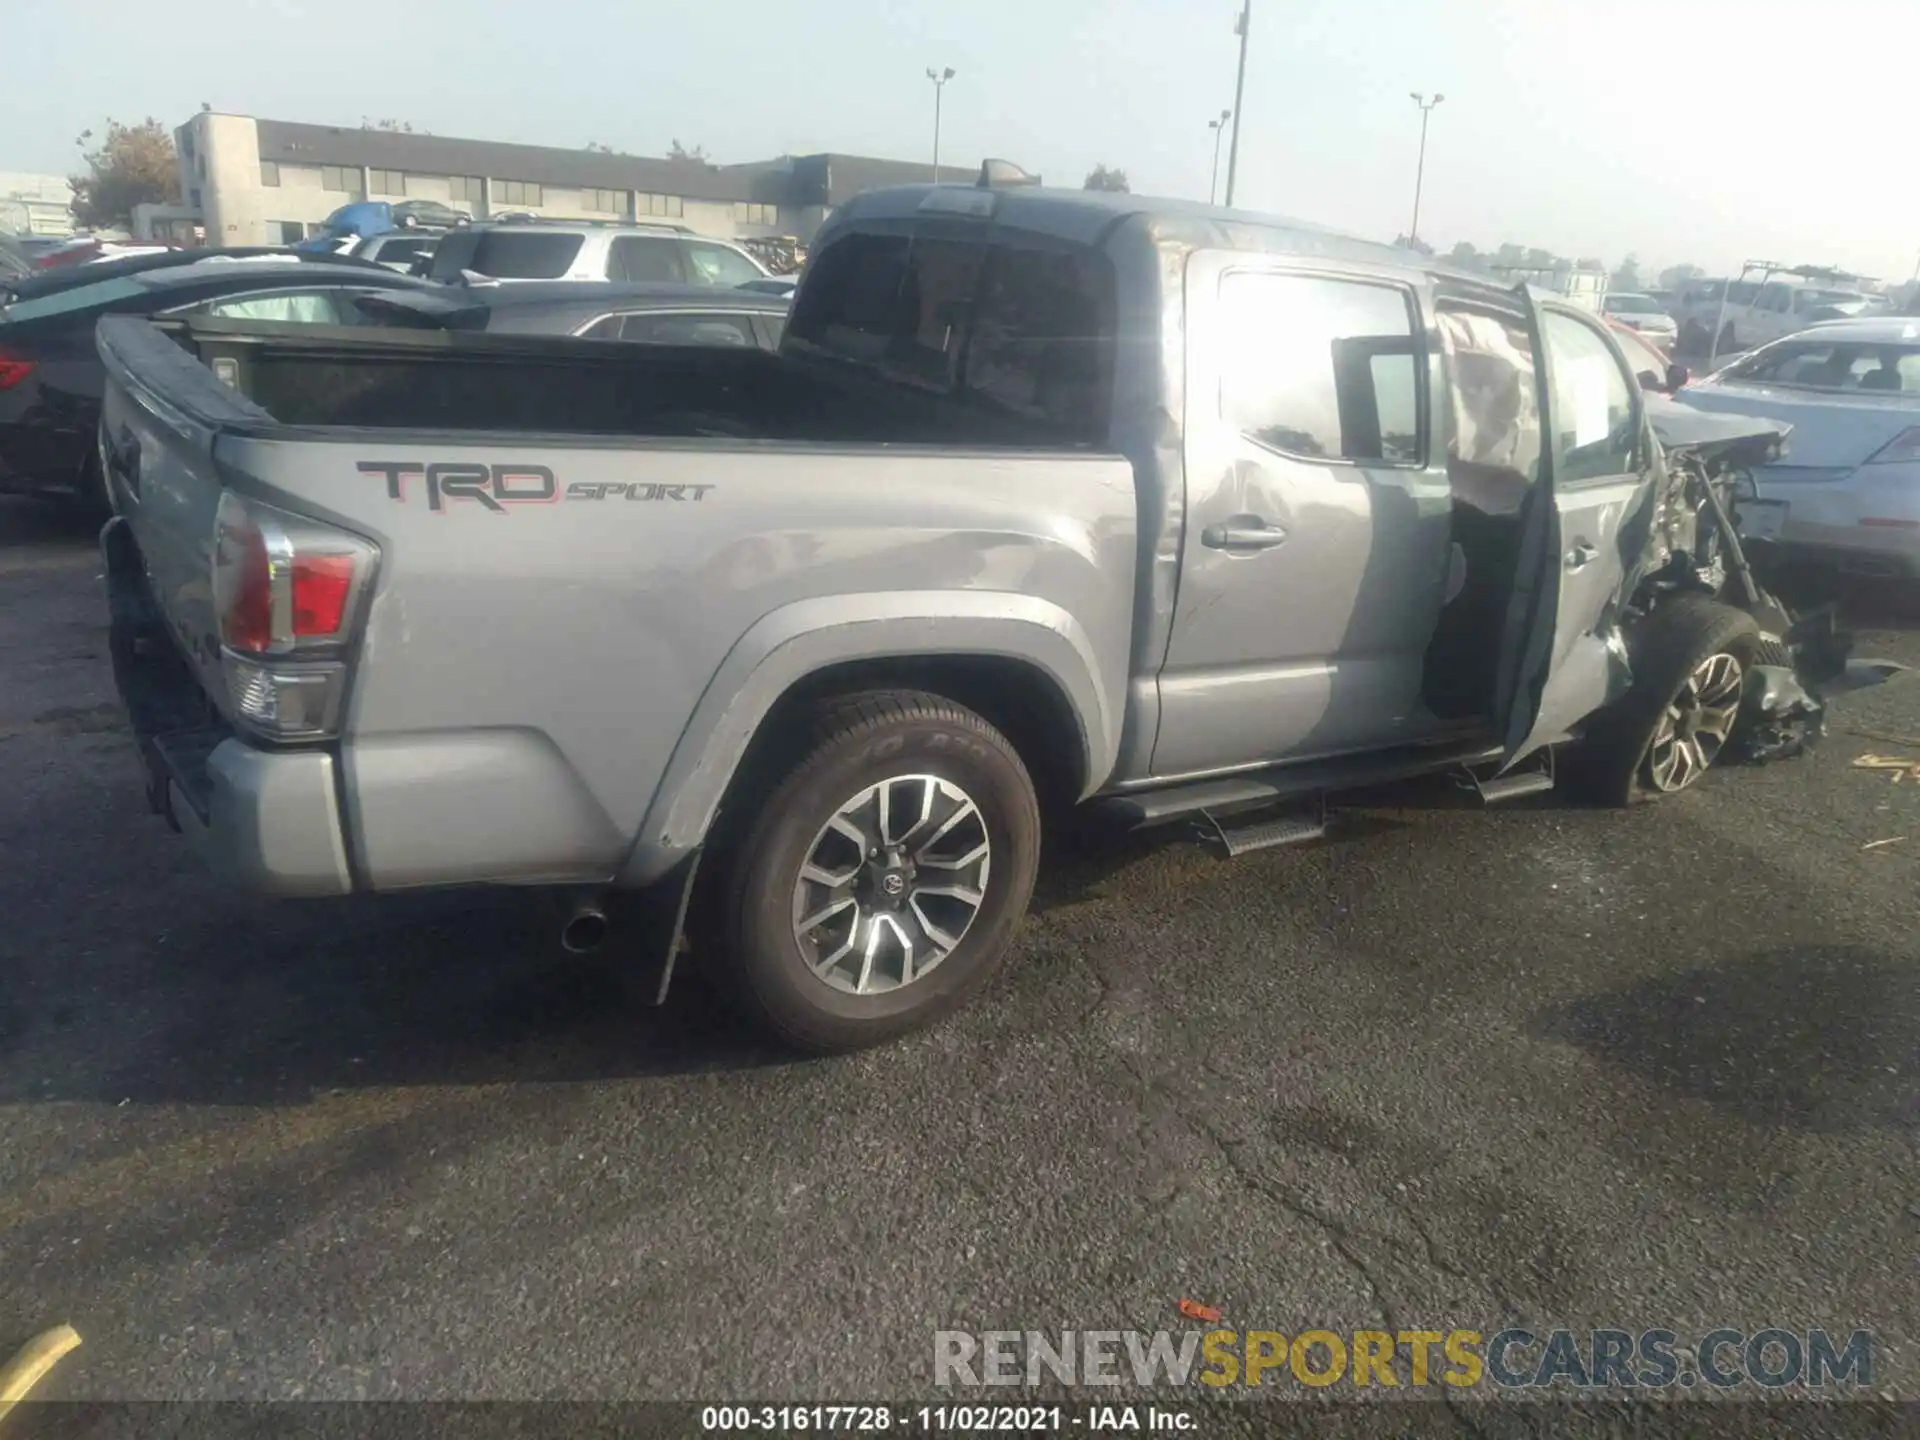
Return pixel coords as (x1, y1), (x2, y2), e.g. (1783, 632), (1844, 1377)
(716, 690), (1041, 1054)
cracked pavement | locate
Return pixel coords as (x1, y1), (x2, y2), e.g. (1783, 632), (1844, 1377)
(1, 498), (1915, 1419)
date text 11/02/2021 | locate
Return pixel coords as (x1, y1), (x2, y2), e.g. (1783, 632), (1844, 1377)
(699, 1406), (1195, 1432)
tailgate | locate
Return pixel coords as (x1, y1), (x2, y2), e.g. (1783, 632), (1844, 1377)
(95, 314), (279, 713)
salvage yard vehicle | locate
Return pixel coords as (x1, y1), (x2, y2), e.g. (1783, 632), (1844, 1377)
(1676, 316), (1920, 577)
(0, 257), (433, 511)
(93, 172), (1893, 1053)
(1677, 265), (1886, 361)
(352, 280), (789, 346)
(425, 219), (772, 288)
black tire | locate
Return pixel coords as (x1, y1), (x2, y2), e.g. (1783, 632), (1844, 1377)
(712, 689), (1041, 1054)
(1564, 595), (1760, 807)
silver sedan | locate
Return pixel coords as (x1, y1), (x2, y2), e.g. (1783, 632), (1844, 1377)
(1673, 316), (1920, 577)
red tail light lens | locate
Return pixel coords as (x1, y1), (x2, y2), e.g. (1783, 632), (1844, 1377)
(1866, 428), (1920, 466)
(0, 351), (34, 391)
(291, 554), (355, 638)
(213, 491), (372, 655)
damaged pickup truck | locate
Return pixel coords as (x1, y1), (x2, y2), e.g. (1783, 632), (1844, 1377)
(93, 171), (1895, 1052)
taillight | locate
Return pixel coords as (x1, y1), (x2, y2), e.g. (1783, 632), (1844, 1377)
(1865, 428), (1920, 466)
(0, 350), (33, 391)
(210, 491), (377, 740)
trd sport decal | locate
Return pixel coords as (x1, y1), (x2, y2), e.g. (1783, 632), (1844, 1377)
(358, 462), (713, 513)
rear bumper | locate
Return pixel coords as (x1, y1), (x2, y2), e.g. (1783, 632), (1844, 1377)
(103, 515), (356, 898)
(1748, 464), (1920, 578)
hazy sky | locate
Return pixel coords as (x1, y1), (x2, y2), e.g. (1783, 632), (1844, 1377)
(6, 0), (1916, 283)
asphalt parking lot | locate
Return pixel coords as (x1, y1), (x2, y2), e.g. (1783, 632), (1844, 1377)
(1, 496), (1916, 1419)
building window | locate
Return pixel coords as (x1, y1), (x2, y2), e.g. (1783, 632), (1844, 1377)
(449, 175), (484, 203)
(189, 188), (202, 209)
(636, 192), (684, 219)
(583, 187), (623, 214)
(732, 201), (777, 226)
(276, 221), (306, 245)
(320, 165), (355, 193)
(369, 169), (405, 196)
(496, 179), (544, 207)
(260, 161), (281, 187)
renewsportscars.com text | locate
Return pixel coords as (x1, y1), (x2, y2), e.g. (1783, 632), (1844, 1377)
(935, 1327), (1874, 1391)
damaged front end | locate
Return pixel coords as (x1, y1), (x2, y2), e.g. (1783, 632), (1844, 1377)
(1627, 397), (1905, 763)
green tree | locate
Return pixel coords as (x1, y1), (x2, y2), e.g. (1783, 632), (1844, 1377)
(1658, 262), (1705, 290)
(1393, 234), (1434, 256)
(1614, 254), (1643, 291)
(668, 139), (710, 163)
(69, 118), (179, 231)
(1445, 240), (1490, 273)
(1083, 165), (1130, 193)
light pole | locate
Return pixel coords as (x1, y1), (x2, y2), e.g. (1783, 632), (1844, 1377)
(1207, 110), (1232, 205)
(1224, 1), (1251, 207)
(926, 67), (956, 184)
(1407, 91), (1444, 245)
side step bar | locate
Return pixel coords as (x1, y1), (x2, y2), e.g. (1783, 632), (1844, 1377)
(1199, 797), (1327, 858)
(1460, 748), (1556, 805)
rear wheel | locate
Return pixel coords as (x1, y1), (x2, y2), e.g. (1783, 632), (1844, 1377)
(1565, 595), (1759, 806)
(712, 690), (1041, 1054)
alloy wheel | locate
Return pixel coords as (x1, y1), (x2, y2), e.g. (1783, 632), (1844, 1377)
(1645, 651), (1744, 792)
(790, 774), (992, 995)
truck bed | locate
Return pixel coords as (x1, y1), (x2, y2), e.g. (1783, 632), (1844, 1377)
(166, 316), (1079, 449)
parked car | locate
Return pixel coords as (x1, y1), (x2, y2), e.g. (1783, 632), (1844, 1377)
(1675, 316), (1920, 577)
(353, 280), (789, 345)
(294, 199), (471, 255)
(0, 248), (392, 308)
(91, 176), (1885, 1054)
(0, 230), (29, 280)
(0, 258), (436, 510)
(425, 219), (772, 288)
(1676, 274), (1884, 355)
(738, 276), (799, 299)
(1599, 292), (1678, 349)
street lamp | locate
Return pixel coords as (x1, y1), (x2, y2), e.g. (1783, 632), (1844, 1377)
(926, 67), (956, 184)
(1224, 1), (1251, 207)
(1407, 91), (1444, 245)
(1208, 110), (1232, 206)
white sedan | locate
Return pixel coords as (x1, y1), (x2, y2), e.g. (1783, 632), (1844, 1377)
(1674, 317), (1920, 577)
(1600, 291), (1678, 349)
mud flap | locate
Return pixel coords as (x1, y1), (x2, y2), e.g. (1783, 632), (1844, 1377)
(613, 850), (703, 1006)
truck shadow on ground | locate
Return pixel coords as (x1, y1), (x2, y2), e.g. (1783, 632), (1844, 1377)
(1534, 943), (1917, 1134)
(0, 498), (95, 552)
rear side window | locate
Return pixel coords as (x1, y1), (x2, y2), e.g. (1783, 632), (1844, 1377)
(788, 228), (1117, 444)
(684, 241), (764, 287)
(614, 312), (758, 347)
(964, 243), (1118, 444)
(1541, 311), (1637, 482)
(1220, 272), (1423, 464)
(1724, 340), (1920, 393)
(610, 237), (687, 283)
(458, 232), (583, 280)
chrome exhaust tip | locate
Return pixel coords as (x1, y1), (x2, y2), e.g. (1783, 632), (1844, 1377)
(560, 906), (609, 955)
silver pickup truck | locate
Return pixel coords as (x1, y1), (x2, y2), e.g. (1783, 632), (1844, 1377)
(94, 172), (1885, 1053)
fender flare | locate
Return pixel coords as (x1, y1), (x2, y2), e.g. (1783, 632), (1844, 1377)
(618, 591), (1121, 886)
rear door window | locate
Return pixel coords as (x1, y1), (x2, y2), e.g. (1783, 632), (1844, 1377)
(1218, 272), (1424, 464)
(466, 232), (584, 279)
(179, 289), (351, 324)
(610, 237), (687, 283)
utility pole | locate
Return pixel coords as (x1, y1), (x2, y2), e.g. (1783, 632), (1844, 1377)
(1407, 91), (1444, 245)
(1208, 110), (1232, 205)
(926, 67), (956, 183)
(1223, 0), (1251, 207)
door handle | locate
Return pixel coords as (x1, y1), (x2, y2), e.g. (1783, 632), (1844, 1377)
(1564, 540), (1598, 572)
(1202, 520), (1289, 552)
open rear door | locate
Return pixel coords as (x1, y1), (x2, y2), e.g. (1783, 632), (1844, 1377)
(1492, 286), (1647, 768)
